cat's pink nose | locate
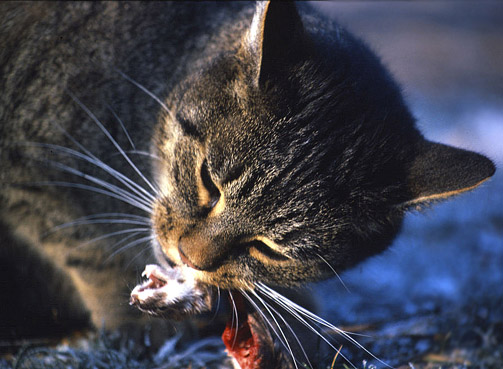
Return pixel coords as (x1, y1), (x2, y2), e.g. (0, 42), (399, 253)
(177, 243), (201, 270)
(178, 234), (230, 271)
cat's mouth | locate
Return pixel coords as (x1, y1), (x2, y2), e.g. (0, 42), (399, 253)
(130, 265), (274, 368)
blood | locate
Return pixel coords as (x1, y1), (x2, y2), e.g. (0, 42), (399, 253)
(221, 291), (264, 369)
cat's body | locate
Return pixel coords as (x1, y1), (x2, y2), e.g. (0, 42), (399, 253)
(0, 1), (495, 367)
(1, 0), (227, 340)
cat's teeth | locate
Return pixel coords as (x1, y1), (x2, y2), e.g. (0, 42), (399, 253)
(142, 264), (158, 279)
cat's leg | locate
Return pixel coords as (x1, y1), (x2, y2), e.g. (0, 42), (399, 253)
(0, 219), (90, 341)
(0, 218), (184, 350)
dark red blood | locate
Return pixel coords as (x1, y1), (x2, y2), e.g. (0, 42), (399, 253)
(222, 292), (265, 369)
(150, 274), (165, 289)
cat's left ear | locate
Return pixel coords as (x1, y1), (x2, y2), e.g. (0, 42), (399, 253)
(240, 1), (311, 87)
(404, 140), (495, 206)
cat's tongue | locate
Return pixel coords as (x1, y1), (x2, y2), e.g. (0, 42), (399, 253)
(222, 291), (276, 369)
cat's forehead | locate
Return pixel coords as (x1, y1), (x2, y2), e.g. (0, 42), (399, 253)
(174, 59), (286, 139)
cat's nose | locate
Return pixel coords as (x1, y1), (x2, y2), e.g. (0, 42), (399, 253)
(178, 235), (230, 271)
(177, 243), (201, 270)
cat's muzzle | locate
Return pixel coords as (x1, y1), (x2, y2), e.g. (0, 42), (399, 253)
(130, 264), (214, 320)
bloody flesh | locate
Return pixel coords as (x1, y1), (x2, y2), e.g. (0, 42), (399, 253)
(222, 292), (266, 369)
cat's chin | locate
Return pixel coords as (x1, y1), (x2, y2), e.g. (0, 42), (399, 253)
(130, 264), (214, 321)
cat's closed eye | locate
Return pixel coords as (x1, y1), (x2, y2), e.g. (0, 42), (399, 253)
(247, 239), (290, 263)
(176, 113), (201, 138)
(220, 164), (245, 186)
(199, 159), (221, 211)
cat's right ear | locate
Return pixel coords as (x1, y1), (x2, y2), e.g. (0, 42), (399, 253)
(239, 1), (312, 88)
(403, 140), (496, 207)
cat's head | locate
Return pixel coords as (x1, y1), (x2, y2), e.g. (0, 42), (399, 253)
(150, 2), (495, 290)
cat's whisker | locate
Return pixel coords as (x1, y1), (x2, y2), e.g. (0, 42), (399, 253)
(240, 290), (289, 350)
(26, 181), (152, 213)
(255, 284), (357, 369)
(316, 253), (350, 293)
(114, 69), (176, 122)
(45, 119), (156, 203)
(49, 218), (150, 233)
(248, 291), (298, 369)
(62, 212), (150, 222)
(126, 242), (156, 269)
(246, 289), (306, 369)
(24, 141), (156, 206)
(227, 290), (240, 349)
(108, 230), (150, 252)
(51, 219), (150, 232)
(256, 283), (393, 369)
(105, 103), (136, 150)
(104, 235), (154, 264)
(67, 91), (159, 197)
(124, 150), (161, 160)
(248, 289), (313, 369)
(45, 213), (150, 236)
(209, 286), (222, 324)
(42, 158), (153, 210)
(74, 228), (151, 251)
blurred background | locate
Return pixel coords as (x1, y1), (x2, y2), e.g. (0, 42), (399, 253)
(309, 1), (503, 365)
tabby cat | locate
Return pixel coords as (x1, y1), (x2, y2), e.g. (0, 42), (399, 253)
(0, 1), (495, 368)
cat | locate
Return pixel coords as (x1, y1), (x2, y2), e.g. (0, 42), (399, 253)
(0, 1), (495, 367)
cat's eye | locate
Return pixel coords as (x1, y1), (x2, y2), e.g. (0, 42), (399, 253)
(176, 113), (201, 138)
(200, 160), (221, 209)
(221, 164), (244, 185)
(247, 240), (290, 263)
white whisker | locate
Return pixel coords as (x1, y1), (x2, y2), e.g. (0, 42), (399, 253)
(51, 219), (150, 232)
(32, 125), (156, 204)
(75, 228), (151, 250)
(104, 235), (154, 263)
(228, 291), (240, 349)
(105, 103), (136, 150)
(257, 283), (393, 369)
(64, 212), (150, 222)
(255, 284), (357, 369)
(240, 290), (289, 350)
(24, 142), (155, 206)
(114, 69), (175, 121)
(316, 253), (350, 293)
(43, 158), (153, 209)
(126, 243), (155, 269)
(209, 287), (222, 324)
(246, 289), (301, 369)
(27, 181), (152, 213)
(248, 289), (312, 369)
(108, 231), (149, 251)
(123, 150), (161, 161)
(67, 91), (159, 197)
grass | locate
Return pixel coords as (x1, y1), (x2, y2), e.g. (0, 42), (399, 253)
(2, 297), (502, 369)
(3, 330), (231, 369)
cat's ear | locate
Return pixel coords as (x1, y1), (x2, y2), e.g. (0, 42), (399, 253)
(404, 140), (495, 206)
(240, 1), (311, 87)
